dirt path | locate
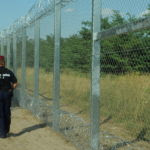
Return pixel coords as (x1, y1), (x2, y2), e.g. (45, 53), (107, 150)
(0, 107), (77, 150)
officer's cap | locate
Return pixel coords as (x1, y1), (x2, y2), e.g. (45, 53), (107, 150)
(0, 56), (5, 60)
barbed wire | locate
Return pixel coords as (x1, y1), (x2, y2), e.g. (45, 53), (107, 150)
(0, 0), (75, 37)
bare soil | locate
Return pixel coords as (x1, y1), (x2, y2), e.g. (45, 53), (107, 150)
(0, 107), (77, 150)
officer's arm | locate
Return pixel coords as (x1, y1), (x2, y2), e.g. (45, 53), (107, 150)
(10, 71), (18, 90)
(12, 83), (17, 89)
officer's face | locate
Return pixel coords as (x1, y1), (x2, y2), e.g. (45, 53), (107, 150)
(0, 61), (5, 67)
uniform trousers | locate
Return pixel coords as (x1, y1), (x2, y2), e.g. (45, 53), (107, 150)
(0, 91), (12, 136)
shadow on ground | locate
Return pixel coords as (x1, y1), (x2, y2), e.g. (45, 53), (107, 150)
(108, 128), (150, 150)
(9, 123), (52, 137)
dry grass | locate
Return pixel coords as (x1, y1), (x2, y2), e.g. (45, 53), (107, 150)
(60, 70), (90, 113)
(101, 73), (150, 138)
(17, 68), (150, 138)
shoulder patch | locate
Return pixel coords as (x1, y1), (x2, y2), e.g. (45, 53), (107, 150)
(3, 74), (11, 77)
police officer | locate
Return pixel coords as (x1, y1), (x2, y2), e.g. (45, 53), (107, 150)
(0, 56), (17, 138)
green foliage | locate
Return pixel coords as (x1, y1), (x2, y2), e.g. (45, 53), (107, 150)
(39, 36), (54, 72)
(26, 39), (34, 67)
(111, 10), (126, 26)
(143, 4), (150, 17)
(25, 6), (150, 74)
(61, 34), (91, 72)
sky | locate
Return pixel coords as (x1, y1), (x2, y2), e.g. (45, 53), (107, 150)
(0, 0), (149, 37)
(61, 0), (149, 37)
(0, 0), (36, 30)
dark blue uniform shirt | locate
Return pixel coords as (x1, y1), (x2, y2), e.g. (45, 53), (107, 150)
(0, 67), (17, 91)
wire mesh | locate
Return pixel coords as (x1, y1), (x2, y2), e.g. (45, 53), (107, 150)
(100, 33), (150, 150)
(39, 15), (54, 102)
(16, 31), (22, 82)
(3, 38), (7, 62)
(99, 0), (150, 149)
(0, 0), (150, 150)
(10, 36), (13, 70)
(102, 0), (149, 29)
(26, 25), (34, 95)
(0, 40), (1, 54)
(60, 0), (92, 149)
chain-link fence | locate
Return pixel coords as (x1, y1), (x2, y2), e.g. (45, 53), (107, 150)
(99, 1), (150, 149)
(0, 0), (150, 150)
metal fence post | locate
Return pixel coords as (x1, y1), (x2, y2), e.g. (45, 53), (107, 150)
(34, 20), (40, 99)
(12, 30), (18, 106)
(91, 0), (101, 150)
(1, 31), (5, 56)
(13, 32), (17, 76)
(0, 37), (2, 55)
(1, 38), (4, 56)
(4, 36), (7, 58)
(7, 35), (11, 69)
(53, 0), (61, 131)
(21, 27), (27, 92)
(0, 39), (1, 55)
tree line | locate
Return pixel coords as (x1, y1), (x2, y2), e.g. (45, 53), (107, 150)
(17, 5), (150, 74)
